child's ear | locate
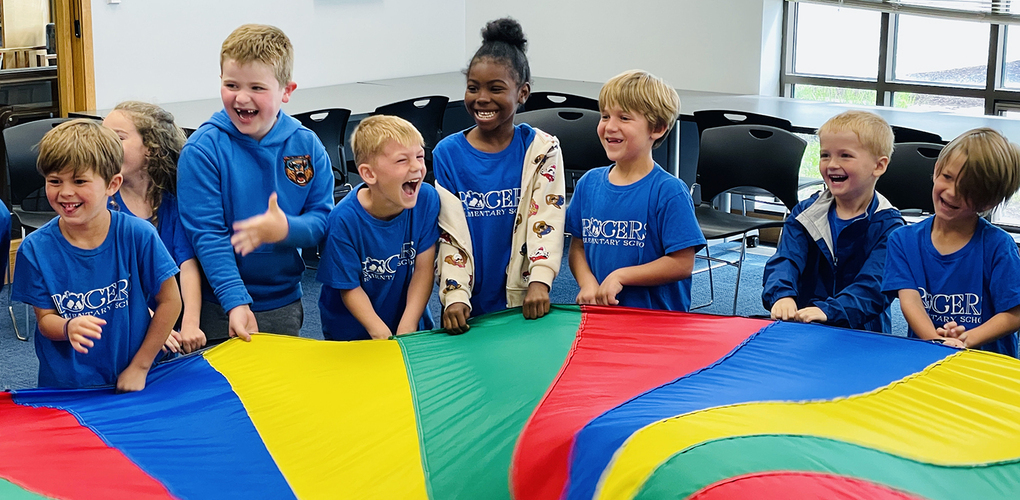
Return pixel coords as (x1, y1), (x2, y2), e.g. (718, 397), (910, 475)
(650, 122), (668, 142)
(517, 82), (531, 105)
(281, 81), (298, 104)
(873, 156), (890, 178)
(358, 163), (377, 185)
(105, 173), (124, 196)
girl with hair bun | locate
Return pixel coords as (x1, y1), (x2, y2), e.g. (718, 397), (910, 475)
(104, 102), (205, 353)
(433, 17), (565, 333)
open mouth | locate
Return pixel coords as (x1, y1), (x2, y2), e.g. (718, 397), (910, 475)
(402, 178), (421, 197)
(61, 202), (82, 213)
(827, 174), (848, 183)
(605, 138), (623, 145)
(235, 108), (258, 121)
(475, 110), (497, 120)
(939, 196), (960, 210)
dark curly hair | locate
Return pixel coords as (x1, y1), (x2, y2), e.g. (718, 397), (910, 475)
(468, 17), (531, 86)
(112, 101), (187, 227)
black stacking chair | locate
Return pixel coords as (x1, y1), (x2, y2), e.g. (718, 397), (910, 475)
(693, 124), (806, 314)
(877, 142), (942, 216)
(442, 100), (476, 140)
(293, 108), (353, 200)
(522, 92), (599, 112)
(514, 108), (608, 194)
(892, 126), (943, 145)
(374, 96), (449, 183)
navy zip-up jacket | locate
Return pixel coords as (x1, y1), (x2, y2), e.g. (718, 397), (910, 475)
(762, 190), (904, 333)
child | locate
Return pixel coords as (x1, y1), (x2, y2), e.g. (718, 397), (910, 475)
(565, 70), (704, 310)
(12, 120), (181, 391)
(434, 18), (565, 333)
(883, 128), (1020, 356)
(763, 110), (903, 332)
(103, 101), (205, 353)
(177, 24), (334, 342)
(316, 115), (439, 340)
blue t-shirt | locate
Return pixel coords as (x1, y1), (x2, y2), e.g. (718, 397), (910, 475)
(432, 124), (534, 316)
(12, 211), (179, 388)
(109, 190), (195, 266)
(565, 165), (706, 311)
(316, 184), (440, 341)
(883, 216), (1020, 357)
(828, 204), (865, 245)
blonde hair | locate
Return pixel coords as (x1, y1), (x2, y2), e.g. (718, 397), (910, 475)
(598, 70), (681, 149)
(220, 24), (293, 87)
(818, 110), (894, 159)
(935, 127), (1020, 212)
(37, 119), (123, 184)
(112, 101), (187, 227)
(350, 115), (425, 166)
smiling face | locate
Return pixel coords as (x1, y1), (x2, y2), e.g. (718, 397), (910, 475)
(464, 58), (529, 139)
(46, 167), (122, 234)
(597, 105), (664, 169)
(933, 151), (982, 224)
(359, 139), (426, 219)
(102, 110), (147, 180)
(220, 59), (296, 142)
(818, 130), (888, 209)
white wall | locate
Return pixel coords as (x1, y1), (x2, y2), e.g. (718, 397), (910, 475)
(90, 0), (466, 110)
(465, 0), (783, 97)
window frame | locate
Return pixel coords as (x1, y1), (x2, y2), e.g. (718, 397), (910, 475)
(782, 0), (1020, 116)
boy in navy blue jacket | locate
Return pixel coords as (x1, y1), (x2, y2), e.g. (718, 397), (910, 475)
(178, 24), (333, 342)
(762, 110), (904, 333)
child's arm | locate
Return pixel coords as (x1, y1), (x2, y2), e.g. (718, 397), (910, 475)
(117, 276), (182, 392)
(341, 287), (392, 340)
(227, 306), (256, 341)
(396, 244), (437, 335)
(178, 258), (206, 353)
(762, 207), (810, 320)
(954, 305), (1020, 349)
(596, 247), (697, 306)
(897, 289), (964, 347)
(231, 192), (289, 256)
(568, 237), (599, 305)
(521, 136), (566, 319)
(34, 308), (105, 354)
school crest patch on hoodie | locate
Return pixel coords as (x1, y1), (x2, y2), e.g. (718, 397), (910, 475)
(284, 155), (314, 186)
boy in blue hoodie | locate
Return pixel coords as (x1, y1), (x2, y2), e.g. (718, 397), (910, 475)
(762, 110), (904, 333)
(178, 24), (333, 342)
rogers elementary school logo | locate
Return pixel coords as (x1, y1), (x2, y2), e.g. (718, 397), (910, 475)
(284, 155), (314, 186)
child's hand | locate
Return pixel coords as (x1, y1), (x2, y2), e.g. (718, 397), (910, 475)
(443, 303), (471, 334)
(937, 321), (967, 339)
(179, 324), (207, 353)
(395, 319), (418, 336)
(116, 363), (149, 393)
(941, 337), (966, 349)
(523, 282), (551, 319)
(163, 330), (182, 354)
(795, 306), (827, 324)
(67, 316), (105, 354)
(231, 193), (289, 256)
(596, 273), (623, 306)
(227, 305), (257, 342)
(368, 325), (393, 340)
(575, 283), (598, 305)
(770, 297), (798, 321)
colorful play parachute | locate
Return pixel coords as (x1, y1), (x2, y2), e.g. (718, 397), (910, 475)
(2, 305), (1020, 499)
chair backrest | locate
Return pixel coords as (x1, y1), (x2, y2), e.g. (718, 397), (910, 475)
(442, 100), (475, 140)
(877, 142), (942, 215)
(891, 125), (943, 145)
(696, 124), (807, 211)
(4, 117), (71, 209)
(293, 108), (352, 185)
(373, 96), (449, 152)
(514, 107), (608, 192)
(522, 92), (599, 112)
(693, 110), (793, 137)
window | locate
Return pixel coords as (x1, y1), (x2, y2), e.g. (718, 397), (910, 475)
(783, 0), (1020, 221)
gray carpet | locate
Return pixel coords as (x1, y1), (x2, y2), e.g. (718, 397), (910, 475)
(0, 239), (904, 390)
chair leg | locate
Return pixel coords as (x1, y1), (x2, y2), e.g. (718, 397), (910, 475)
(8, 268), (26, 341)
(731, 234), (749, 316)
(691, 245), (715, 310)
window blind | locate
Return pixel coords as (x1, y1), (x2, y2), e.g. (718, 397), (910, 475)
(788, 0), (1020, 23)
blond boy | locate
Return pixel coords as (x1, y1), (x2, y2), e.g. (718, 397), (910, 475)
(316, 115), (439, 340)
(178, 24), (334, 342)
(883, 128), (1020, 356)
(12, 120), (181, 390)
(763, 110), (904, 332)
(566, 70), (706, 310)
